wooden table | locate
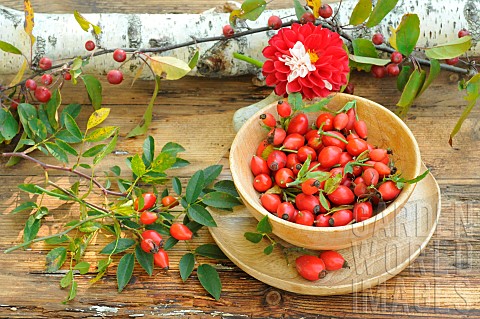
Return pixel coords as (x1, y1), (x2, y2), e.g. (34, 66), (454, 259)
(1, 1), (479, 318)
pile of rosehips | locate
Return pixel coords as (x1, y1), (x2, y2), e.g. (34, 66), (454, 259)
(296, 250), (347, 281)
(135, 192), (194, 269)
(251, 99), (403, 227)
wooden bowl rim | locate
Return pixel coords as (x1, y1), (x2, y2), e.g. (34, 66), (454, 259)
(230, 93), (422, 233)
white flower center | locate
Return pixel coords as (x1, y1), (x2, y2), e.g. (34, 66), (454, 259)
(279, 41), (316, 83)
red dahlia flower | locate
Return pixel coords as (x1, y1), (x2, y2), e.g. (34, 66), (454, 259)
(262, 23), (349, 99)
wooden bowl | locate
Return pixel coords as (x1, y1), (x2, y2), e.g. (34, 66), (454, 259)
(229, 93), (422, 250)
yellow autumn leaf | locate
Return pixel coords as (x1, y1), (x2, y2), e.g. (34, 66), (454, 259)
(307, 0), (322, 18)
(389, 25), (398, 51)
(87, 108), (110, 131)
(149, 56), (191, 80)
(24, 0), (35, 46)
(9, 59), (27, 87)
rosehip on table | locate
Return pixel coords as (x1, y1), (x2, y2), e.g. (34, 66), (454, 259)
(153, 249), (170, 269)
(295, 255), (326, 281)
(319, 250), (348, 271)
(170, 223), (193, 240)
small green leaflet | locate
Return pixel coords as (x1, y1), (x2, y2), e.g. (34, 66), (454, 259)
(0, 109), (19, 140)
(187, 204), (217, 227)
(264, 244), (274, 255)
(0, 40), (22, 55)
(202, 191), (242, 209)
(179, 253), (195, 282)
(11, 201), (37, 214)
(288, 92), (303, 111)
(80, 75), (102, 110)
(185, 170), (205, 204)
(195, 244), (228, 260)
(256, 215), (272, 234)
(135, 245), (154, 276)
(197, 264), (222, 300)
(240, 0), (267, 21)
(45, 247), (67, 272)
(244, 232), (263, 243)
(86, 108), (110, 130)
(293, 0), (307, 20)
(73, 261), (91, 274)
(100, 238), (136, 254)
(392, 14), (420, 57)
(23, 215), (41, 243)
(131, 154), (146, 177)
(117, 253), (134, 292)
(73, 10), (101, 34)
(350, 39), (379, 72)
(173, 177), (182, 195)
(397, 65), (412, 91)
(142, 135), (155, 167)
(202, 165), (223, 186)
(127, 76), (160, 138)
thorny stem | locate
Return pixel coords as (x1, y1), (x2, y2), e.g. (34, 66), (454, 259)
(1, 152), (126, 197)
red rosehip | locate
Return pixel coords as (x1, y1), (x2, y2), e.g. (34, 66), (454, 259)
(445, 57), (459, 65)
(372, 33), (384, 45)
(386, 63), (400, 76)
(300, 12), (316, 24)
(267, 15), (282, 30)
(319, 4), (333, 19)
(41, 74), (53, 85)
(34, 86), (52, 103)
(63, 72), (72, 81)
(390, 51), (403, 64)
(458, 29), (470, 38)
(223, 25), (234, 38)
(25, 79), (37, 91)
(113, 49), (127, 63)
(107, 69), (123, 85)
(85, 40), (95, 51)
(371, 65), (386, 78)
(38, 57), (52, 70)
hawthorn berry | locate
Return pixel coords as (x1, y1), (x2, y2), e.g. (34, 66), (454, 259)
(390, 51), (403, 64)
(458, 29), (470, 38)
(113, 49), (127, 62)
(386, 63), (400, 77)
(343, 82), (354, 94)
(300, 12), (316, 24)
(41, 74), (53, 85)
(319, 4), (333, 19)
(107, 69), (123, 85)
(223, 25), (234, 38)
(38, 57), (52, 70)
(10, 98), (20, 110)
(85, 40), (95, 51)
(63, 72), (72, 81)
(34, 86), (52, 103)
(25, 79), (37, 91)
(445, 57), (459, 65)
(267, 15), (282, 30)
(372, 33), (384, 45)
(371, 65), (386, 78)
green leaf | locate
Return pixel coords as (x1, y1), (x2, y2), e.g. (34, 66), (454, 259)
(150, 56), (191, 80)
(425, 36), (472, 60)
(11, 201), (37, 214)
(185, 170), (205, 204)
(202, 191), (242, 209)
(418, 59), (441, 97)
(350, 39), (379, 72)
(37, 106), (54, 135)
(187, 204), (217, 227)
(288, 92), (303, 111)
(28, 118), (47, 140)
(45, 247), (67, 272)
(94, 131), (118, 165)
(319, 192), (330, 211)
(179, 253), (195, 282)
(161, 142), (185, 157)
(324, 173), (343, 194)
(142, 135), (155, 167)
(73, 10), (101, 34)
(80, 75), (102, 110)
(197, 264), (222, 300)
(392, 14), (420, 56)
(45, 142), (69, 163)
(18, 183), (43, 194)
(64, 113), (83, 141)
(60, 104), (82, 127)
(240, 0), (267, 21)
(135, 245), (154, 276)
(302, 97), (333, 113)
(131, 154), (146, 177)
(173, 177), (182, 195)
(127, 77), (160, 138)
(45, 235), (69, 245)
(73, 261), (91, 274)
(0, 40), (22, 54)
(349, 54), (390, 66)
(45, 89), (61, 130)
(60, 270), (73, 288)
(172, 158), (190, 169)
(403, 169), (430, 184)
(150, 152), (176, 173)
(86, 108), (110, 130)
(244, 232), (263, 243)
(213, 180), (239, 197)
(82, 144), (106, 157)
(78, 221), (103, 233)
(397, 65), (412, 91)
(195, 244), (228, 260)
(365, 0), (399, 27)
(23, 215), (41, 243)
(203, 165), (223, 187)
(17, 103), (38, 138)
(0, 109), (19, 140)
(256, 215), (272, 234)
(55, 139), (78, 156)
(117, 253), (134, 292)
(67, 281), (78, 302)
(396, 69), (426, 116)
(188, 50), (200, 69)
(293, 0), (307, 20)
(264, 244), (274, 255)
(349, 0), (372, 25)
(100, 238), (136, 254)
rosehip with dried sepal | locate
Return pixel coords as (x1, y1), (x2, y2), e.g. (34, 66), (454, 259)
(295, 255), (326, 281)
(372, 33), (384, 45)
(223, 25), (234, 38)
(25, 79), (37, 91)
(107, 69), (123, 85)
(445, 57), (459, 65)
(300, 12), (316, 24)
(319, 250), (348, 271)
(41, 74), (53, 85)
(34, 86), (52, 103)
(140, 230), (163, 253)
(319, 4), (333, 19)
(260, 113), (276, 127)
(38, 57), (52, 70)
(267, 15), (282, 30)
(153, 249), (170, 269)
(113, 49), (127, 62)
(85, 40), (95, 51)
(276, 100), (292, 118)
(390, 51), (403, 64)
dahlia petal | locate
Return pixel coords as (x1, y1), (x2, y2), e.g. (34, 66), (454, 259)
(304, 34), (324, 51)
(287, 80), (302, 93)
(299, 76), (314, 88)
(302, 86), (315, 100)
(282, 29), (299, 48)
(263, 60), (275, 73)
(274, 61), (291, 73)
(265, 73), (279, 86)
(274, 81), (287, 96)
(275, 71), (288, 81)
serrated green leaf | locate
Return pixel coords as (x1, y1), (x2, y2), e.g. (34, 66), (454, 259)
(302, 97), (333, 113)
(163, 236), (179, 251)
(23, 215), (41, 243)
(127, 77), (160, 138)
(28, 118), (47, 140)
(172, 158), (190, 169)
(256, 215), (272, 234)
(60, 270), (73, 288)
(0, 109), (19, 140)
(365, 0), (399, 27)
(288, 92), (303, 111)
(135, 245), (154, 276)
(186, 170), (205, 204)
(80, 75), (102, 110)
(142, 135), (155, 167)
(397, 65), (412, 91)
(17, 103), (37, 138)
(117, 253), (134, 292)
(82, 144), (106, 157)
(393, 14), (420, 56)
(293, 0), (307, 20)
(161, 142), (185, 157)
(151, 152), (176, 173)
(195, 244), (228, 260)
(11, 201), (37, 214)
(240, 0), (267, 21)
(45, 142), (69, 163)
(131, 154), (146, 177)
(86, 108), (110, 130)
(45, 89), (61, 130)
(179, 253), (195, 282)
(45, 247), (67, 272)
(244, 232), (263, 243)
(349, 0), (372, 25)
(45, 235), (69, 245)
(100, 238), (136, 254)
(60, 104), (82, 127)
(197, 264), (222, 300)
(425, 36), (472, 60)
(173, 177), (182, 195)
(18, 183), (43, 194)
(187, 204), (216, 227)
(213, 180), (239, 197)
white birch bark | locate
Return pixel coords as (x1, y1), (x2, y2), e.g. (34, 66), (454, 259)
(0, 0), (478, 77)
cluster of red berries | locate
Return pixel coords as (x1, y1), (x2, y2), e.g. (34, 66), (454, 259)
(296, 250), (347, 281)
(251, 100), (403, 227)
(135, 192), (194, 269)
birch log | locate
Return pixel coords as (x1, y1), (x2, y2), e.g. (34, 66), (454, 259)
(0, 0), (478, 77)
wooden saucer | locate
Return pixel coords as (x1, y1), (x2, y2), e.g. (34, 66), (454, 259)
(208, 164), (440, 295)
